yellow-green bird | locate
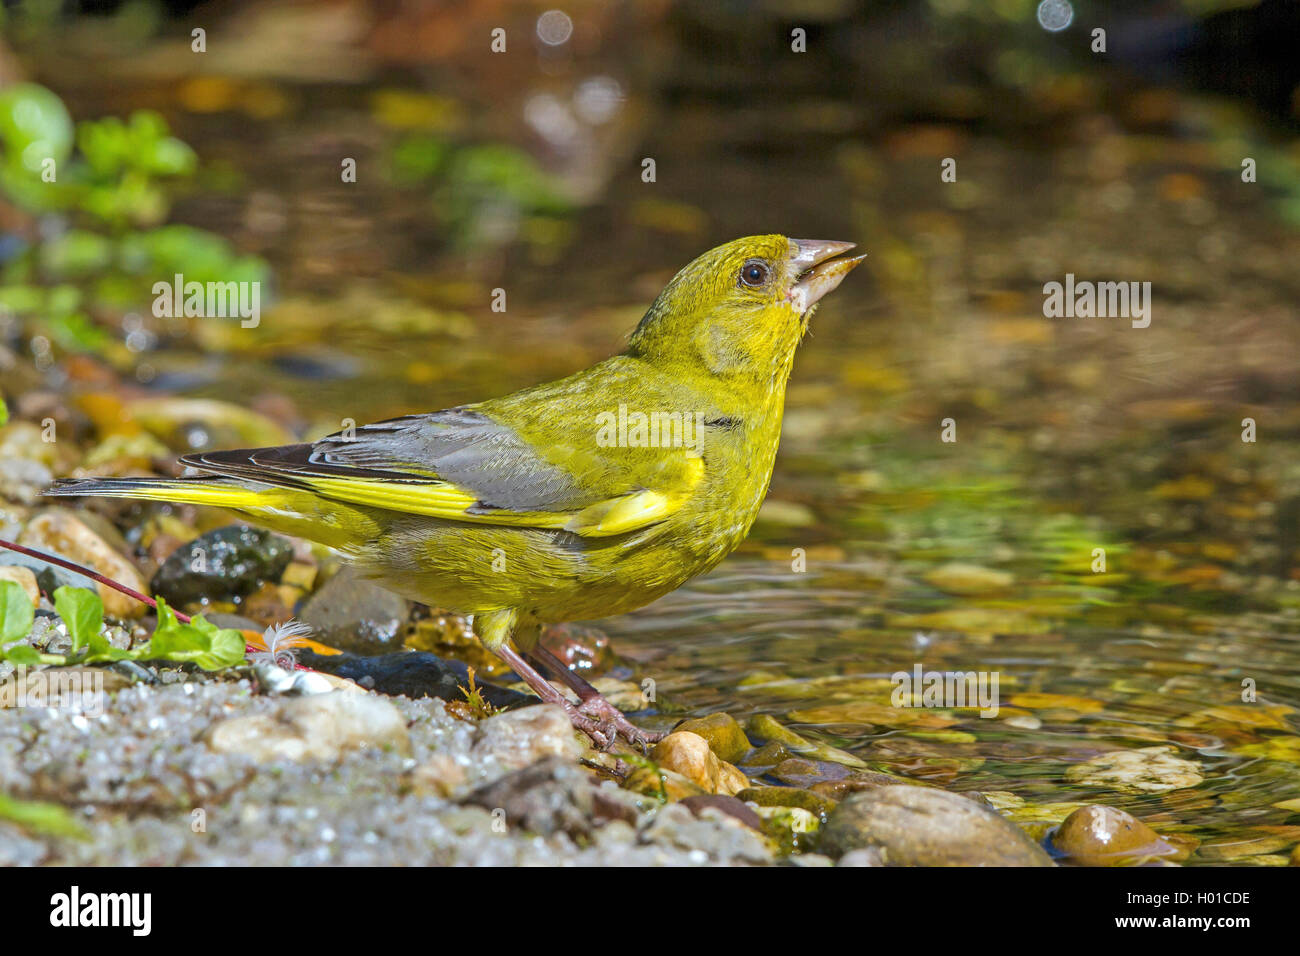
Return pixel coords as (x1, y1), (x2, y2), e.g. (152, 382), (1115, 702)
(48, 235), (864, 747)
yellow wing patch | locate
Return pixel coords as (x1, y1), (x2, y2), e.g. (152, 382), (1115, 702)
(301, 456), (705, 538)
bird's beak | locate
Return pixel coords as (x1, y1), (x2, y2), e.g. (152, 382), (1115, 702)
(788, 239), (866, 314)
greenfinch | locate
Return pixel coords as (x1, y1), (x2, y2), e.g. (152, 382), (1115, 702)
(49, 235), (864, 747)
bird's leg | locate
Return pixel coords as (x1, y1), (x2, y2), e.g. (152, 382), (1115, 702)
(528, 643), (664, 750)
(493, 644), (614, 750)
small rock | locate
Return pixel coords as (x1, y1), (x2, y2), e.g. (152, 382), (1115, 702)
(742, 740), (796, 769)
(252, 662), (339, 696)
(675, 712), (751, 763)
(462, 755), (594, 837)
(0, 566), (39, 606)
(679, 794), (763, 831)
(206, 691), (411, 761)
(737, 785), (837, 818)
(923, 562), (1014, 595)
(639, 801), (774, 863)
(838, 847), (887, 866)
(1064, 746), (1204, 794)
(18, 511), (147, 619)
(470, 704), (583, 771)
(298, 566), (411, 655)
(771, 756), (911, 797)
(1051, 805), (1183, 865)
(624, 765), (709, 801)
(652, 731), (749, 796)
(745, 713), (868, 769)
(756, 805), (820, 850)
(151, 524), (294, 607)
(405, 753), (468, 798)
(819, 785), (1055, 866)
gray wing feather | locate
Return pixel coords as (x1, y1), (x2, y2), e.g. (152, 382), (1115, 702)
(181, 407), (593, 513)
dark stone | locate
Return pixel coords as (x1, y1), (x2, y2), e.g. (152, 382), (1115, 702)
(680, 794), (764, 831)
(462, 755), (594, 837)
(298, 649), (529, 708)
(298, 566), (410, 654)
(151, 525), (293, 606)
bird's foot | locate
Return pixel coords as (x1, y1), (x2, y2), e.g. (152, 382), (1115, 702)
(497, 643), (659, 752)
(575, 694), (664, 752)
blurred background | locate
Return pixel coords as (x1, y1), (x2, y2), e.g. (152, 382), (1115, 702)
(1, 0), (1299, 862)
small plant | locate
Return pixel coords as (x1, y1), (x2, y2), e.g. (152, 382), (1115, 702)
(0, 580), (245, 671)
(455, 666), (499, 720)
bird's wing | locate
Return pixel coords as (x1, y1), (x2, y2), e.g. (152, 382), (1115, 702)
(180, 405), (704, 538)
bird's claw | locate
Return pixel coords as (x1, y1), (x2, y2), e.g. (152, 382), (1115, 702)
(576, 695), (664, 753)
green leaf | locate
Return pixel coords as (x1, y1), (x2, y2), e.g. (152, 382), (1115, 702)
(3, 644), (41, 665)
(0, 793), (89, 840)
(0, 580), (34, 645)
(136, 598), (246, 671)
(0, 395), (8, 426)
(197, 623), (247, 671)
(53, 586), (103, 655)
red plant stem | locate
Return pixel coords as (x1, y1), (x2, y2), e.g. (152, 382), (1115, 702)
(0, 536), (303, 666)
(0, 536), (192, 623)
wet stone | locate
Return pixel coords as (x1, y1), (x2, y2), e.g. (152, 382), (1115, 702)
(1050, 804), (1183, 866)
(675, 712), (751, 763)
(298, 566), (411, 655)
(680, 794), (764, 831)
(652, 731), (749, 796)
(461, 755), (594, 837)
(206, 690), (411, 762)
(469, 704), (583, 772)
(300, 649), (528, 708)
(19, 510), (148, 619)
(818, 785), (1055, 866)
(151, 524), (294, 606)
(1064, 746), (1204, 795)
(738, 785), (837, 818)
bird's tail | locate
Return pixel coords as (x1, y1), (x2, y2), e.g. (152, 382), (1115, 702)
(45, 475), (292, 511)
(45, 476), (375, 553)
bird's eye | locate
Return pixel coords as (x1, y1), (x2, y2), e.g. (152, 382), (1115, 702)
(739, 260), (769, 288)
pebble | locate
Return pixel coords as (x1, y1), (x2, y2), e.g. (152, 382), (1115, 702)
(151, 524), (295, 607)
(461, 755), (595, 837)
(1064, 746), (1204, 794)
(674, 712), (751, 763)
(639, 801), (774, 863)
(819, 785), (1055, 865)
(298, 566), (411, 655)
(745, 713), (868, 769)
(923, 562), (1014, 595)
(652, 731), (749, 796)
(18, 511), (148, 619)
(738, 785), (837, 818)
(469, 704), (583, 772)
(206, 690), (411, 762)
(0, 566), (39, 606)
(679, 794), (763, 831)
(1051, 805), (1183, 865)
(301, 649), (528, 708)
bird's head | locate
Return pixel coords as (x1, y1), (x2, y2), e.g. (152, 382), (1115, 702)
(627, 234), (864, 386)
